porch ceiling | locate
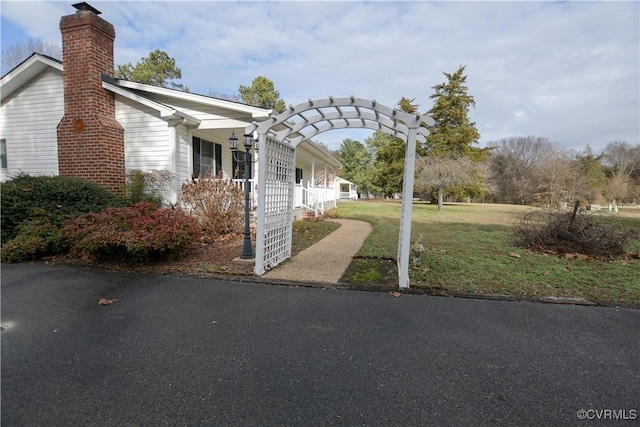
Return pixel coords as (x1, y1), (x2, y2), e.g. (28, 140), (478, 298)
(296, 141), (341, 169)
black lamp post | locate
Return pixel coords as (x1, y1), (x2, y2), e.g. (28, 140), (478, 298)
(228, 130), (257, 259)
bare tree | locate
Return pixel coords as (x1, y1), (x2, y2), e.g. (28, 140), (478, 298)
(415, 155), (485, 211)
(602, 140), (640, 178)
(207, 90), (241, 103)
(531, 149), (574, 207)
(602, 175), (632, 205)
(602, 141), (640, 203)
(2, 39), (62, 74)
(488, 136), (558, 204)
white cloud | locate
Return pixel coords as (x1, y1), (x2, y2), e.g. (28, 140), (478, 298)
(1, 1), (67, 44)
(1, 0), (638, 152)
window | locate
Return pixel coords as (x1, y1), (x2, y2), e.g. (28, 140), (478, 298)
(295, 168), (303, 184)
(0, 139), (6, 169)
(192, 136), (221, 177)
(232, 154), (253, 180)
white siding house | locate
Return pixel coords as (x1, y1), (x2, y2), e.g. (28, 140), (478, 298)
(1, 54), (342, 214)
(0, 56), (64, 181)
(335, 177), (359, 201)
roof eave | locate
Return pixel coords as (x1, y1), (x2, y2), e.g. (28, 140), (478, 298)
(1, 53), (63, 99)
(113, 79), (271, 117)
(102, 79), (201, 127)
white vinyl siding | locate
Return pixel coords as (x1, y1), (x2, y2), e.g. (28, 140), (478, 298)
(115, 96), (171, 171)
(121, 92), (257, 182)
(0, 68), (63, 178)
(175, 125), (190, 183)
(138, 94), (250, 124)
(219, 142), (235, 180)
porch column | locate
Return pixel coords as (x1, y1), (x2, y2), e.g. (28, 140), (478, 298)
(324, 164), (328, 211)
(311, 159), (317, 216)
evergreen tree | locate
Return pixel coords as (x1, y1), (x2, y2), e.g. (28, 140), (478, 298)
(365, 97), (428, 197)
(239, 76), (286, 113)
(368, 132), (405, 197)
(335, 139), (376, 197)
(572, 145), (607, 202)
(415, 66), (491, 206)
(398, 97), (419, 114)
(116, 49), (187, 91)
(426, 66), (485, 160)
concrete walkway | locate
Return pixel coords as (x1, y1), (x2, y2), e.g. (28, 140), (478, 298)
(262, 219), (373, 283)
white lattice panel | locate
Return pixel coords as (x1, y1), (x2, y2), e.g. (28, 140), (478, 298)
(260, 137), (295, 270)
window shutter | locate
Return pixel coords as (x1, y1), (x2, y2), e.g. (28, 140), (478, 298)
(215, 143), (222, 176)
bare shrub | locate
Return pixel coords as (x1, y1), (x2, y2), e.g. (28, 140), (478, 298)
(180, 171), (244, 240)
(513, 202), (639, 257)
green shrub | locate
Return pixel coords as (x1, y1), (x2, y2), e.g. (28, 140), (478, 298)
(65, 202), (200, 262)
(1, 234), (48, 263)
(0, 216), (67, 263)
(125, 169), (174, 206)
(1, 174), (123, 244)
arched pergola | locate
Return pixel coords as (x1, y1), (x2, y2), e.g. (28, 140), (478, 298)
(245, 96), (434, 288)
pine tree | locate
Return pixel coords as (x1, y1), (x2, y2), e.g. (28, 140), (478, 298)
(238, 76), (286, 113)
(335, 139), (376, 197)
(366, 98), (425, 197)
(115, 49), (187, 91)
(426, 66), (485, 160)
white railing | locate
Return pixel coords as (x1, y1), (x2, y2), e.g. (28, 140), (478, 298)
(231, 178), (257, 210)
(298, 185), (338, 217)
(301, 186), (319, 216)
(229, 179), (337, 217)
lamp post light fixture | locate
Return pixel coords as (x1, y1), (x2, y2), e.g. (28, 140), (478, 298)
(228, 130), (257, 259)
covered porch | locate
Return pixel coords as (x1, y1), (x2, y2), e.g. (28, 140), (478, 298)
(190, 127), (341, 219)
(292, 141), (342, 219)
(335, 177), (358, 201)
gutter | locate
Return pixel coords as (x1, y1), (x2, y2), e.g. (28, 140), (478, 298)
(102, 75), (200, 127)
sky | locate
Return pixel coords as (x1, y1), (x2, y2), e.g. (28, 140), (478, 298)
(1, 0), (638, 153)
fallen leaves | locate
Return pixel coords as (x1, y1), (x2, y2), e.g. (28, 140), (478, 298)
(509, 252), (521, 259)
(98, 298), (118, 305)
(389, 291), (402, 298)
(562, 253), (592, 261)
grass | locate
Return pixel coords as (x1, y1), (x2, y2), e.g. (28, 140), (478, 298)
(334, 201), (640, 305)
(291, 219), (341, 255)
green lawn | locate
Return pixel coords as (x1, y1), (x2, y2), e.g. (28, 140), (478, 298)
(333, 201), (640, 305)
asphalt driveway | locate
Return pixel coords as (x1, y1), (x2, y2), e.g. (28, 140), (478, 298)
(2, 264), (638, 426)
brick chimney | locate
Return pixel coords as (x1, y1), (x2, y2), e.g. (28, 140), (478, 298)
(57, 2), (125, 194)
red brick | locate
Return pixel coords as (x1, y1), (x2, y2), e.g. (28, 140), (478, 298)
(56, 7), (125, 194)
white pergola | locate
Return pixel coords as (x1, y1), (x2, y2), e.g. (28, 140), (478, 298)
(245, 96), (434, 288)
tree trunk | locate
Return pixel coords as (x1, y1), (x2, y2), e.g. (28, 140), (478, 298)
(438, 187), (444, 211)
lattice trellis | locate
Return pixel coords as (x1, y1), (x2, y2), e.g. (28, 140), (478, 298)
(248, 97), (434, 287)
(262, 137), (295, 269)
(253, 137), (296, 272)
